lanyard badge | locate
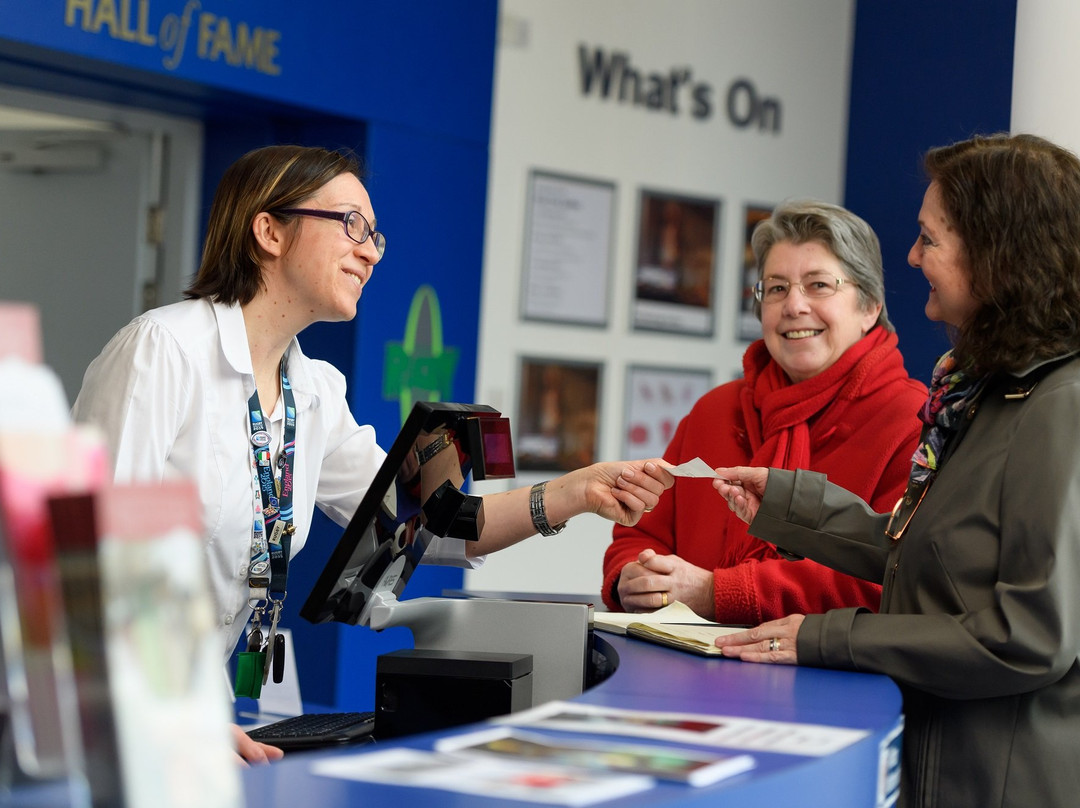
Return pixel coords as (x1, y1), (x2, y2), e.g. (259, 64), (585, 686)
(235, 360), (297, 698)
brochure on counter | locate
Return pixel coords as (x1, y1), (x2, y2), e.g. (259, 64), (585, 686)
(310, 746), (653, 806)
(435, 726), (756, 787)
(499, 701), (869, 757)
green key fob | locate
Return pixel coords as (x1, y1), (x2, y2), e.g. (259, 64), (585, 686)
(234, 650), (266, 698)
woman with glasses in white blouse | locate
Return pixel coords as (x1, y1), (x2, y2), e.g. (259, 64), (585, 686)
(73, 144), (673, 764)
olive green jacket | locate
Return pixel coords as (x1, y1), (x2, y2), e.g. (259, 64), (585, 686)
(752, 355), (1080, 808)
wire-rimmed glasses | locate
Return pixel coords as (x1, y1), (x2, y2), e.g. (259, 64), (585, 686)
(753, 272), (855, 304)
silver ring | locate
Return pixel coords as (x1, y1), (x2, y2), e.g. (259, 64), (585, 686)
(769, 638), (780, 652)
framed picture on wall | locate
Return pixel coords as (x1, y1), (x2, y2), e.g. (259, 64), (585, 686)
(515, 356), (602, 473)
(520, 170), (616, 327)
(622, 365), (714, 460)
(738, 204), (774, 341)
(631, 189), (721, 336)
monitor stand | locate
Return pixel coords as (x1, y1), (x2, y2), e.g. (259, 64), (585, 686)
(369, 593), (591, 707)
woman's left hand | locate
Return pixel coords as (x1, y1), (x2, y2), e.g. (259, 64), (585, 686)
(712, 614), (805, 665)
(582, 459), (674, 525)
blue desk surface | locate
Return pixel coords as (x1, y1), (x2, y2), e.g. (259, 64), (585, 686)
(241, 630), (903, 807)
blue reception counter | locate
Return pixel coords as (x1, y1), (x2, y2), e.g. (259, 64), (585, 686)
(241, 628), (903, 807)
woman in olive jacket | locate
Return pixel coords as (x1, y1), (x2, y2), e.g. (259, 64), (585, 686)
(711, 133), (1080, 808)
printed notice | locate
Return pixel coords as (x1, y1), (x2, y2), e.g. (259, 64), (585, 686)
(521, 172), (614, 326)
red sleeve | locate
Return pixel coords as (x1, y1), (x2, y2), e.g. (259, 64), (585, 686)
(714, 557), (882, 624)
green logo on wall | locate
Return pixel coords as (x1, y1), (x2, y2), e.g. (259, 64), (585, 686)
(382, 285), (460, 424)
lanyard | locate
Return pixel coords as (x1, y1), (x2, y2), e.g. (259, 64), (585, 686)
(247, 358), (296, 593)
(244, 360), (296, 651)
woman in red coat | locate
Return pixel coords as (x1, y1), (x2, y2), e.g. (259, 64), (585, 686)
(603, 200), (926, 624)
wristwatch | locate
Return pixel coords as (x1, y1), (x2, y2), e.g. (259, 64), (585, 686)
(414, 432), (453, 467)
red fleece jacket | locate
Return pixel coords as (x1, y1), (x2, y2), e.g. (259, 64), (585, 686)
(602, 327), (927, 623)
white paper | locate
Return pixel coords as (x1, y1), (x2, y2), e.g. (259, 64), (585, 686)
(668, 457), (722, 478)
(593, 601), (715, 634)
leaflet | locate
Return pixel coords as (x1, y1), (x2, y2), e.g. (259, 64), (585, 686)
(499, 701), (869, 757)
(435, 726), (755, 787)
(311, 746), (652, 806)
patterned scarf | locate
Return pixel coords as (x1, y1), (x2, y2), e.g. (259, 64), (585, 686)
(909, 350), (988, 484)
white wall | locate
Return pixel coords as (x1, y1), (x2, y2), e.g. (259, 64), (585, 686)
(1012, 0), (1080, 151)
(467, 0), (856, 596)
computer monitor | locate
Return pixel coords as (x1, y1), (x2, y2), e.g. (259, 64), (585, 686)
(300, 402), (514, 628)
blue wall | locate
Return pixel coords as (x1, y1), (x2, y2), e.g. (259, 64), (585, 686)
(0, 0), (498, 710)
(845, 1), (1018, 382)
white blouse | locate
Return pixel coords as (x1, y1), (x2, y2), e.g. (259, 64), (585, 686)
(72, 298), (475, 658)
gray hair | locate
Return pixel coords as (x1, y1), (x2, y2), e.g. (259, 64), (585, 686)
(750, 199), (892, 332)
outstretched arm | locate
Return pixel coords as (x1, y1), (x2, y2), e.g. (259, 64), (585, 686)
(466, 460), (674, 558)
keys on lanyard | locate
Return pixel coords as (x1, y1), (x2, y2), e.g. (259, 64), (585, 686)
(262, 599), (283, 686)
(235, 604), (267, 698)
(234, 601), (288, 697)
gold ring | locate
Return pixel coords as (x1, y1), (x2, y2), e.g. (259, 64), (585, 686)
(661, 592), (669, 607)
(644, 506), (654, 513)
(769, 638), (780, 652)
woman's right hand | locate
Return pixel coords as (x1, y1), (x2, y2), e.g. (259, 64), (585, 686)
(713, 466), (770, 524)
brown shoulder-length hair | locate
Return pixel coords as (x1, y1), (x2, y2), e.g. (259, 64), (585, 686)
(924, 133), (1080, 372)
(185, 145), (363, 305)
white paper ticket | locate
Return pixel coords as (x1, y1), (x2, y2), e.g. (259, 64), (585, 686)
(668, 457), (721, 478)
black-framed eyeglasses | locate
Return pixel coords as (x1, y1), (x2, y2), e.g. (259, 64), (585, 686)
(753, 272), (855, 304)
(272, 208), (386, 259)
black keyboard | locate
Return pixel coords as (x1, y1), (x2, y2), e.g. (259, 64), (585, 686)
(245, 711), (376, 751)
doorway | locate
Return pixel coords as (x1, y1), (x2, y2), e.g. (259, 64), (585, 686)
(0, 84), (202, 404)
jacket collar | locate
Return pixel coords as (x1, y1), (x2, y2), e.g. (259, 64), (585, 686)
(1008, 350), (1080, 380)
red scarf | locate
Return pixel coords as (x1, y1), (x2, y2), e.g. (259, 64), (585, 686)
(739, 326), (904, 469)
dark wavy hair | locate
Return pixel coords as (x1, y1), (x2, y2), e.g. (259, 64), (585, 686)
(924, 133), (1080, 372)
(185, 145), (362, 305)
